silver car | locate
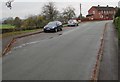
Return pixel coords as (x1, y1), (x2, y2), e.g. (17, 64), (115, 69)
(68, 19), (79, 26)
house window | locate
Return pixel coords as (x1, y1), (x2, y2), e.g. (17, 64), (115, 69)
(100, 15), (103, 18)
(101, 11), (103, 14)
(104, 11), (106, 14)
(114, 11), (116, 14)
(106, 11), (108, 14)
(93, 11), (95, 14)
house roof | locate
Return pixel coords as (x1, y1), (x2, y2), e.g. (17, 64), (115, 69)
(91, 6), (115, 11)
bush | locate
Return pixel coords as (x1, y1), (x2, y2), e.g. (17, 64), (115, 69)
(114, 17), (120, 41)
(115, 8), (120, 18)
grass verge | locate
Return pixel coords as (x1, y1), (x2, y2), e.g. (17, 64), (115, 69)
(0, 29), (42, 39)
(0, 24), (15, 29)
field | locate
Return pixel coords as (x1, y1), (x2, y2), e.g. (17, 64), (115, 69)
(0, 24), (15, 29)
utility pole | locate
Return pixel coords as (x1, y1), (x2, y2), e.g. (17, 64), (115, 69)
(80, 3), (82, 19)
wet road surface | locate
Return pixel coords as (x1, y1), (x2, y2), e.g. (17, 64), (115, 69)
(3, 21), (111, 80)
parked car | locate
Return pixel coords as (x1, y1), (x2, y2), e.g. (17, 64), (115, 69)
(44, 21), (63, 32)
(68, 19), (79, 26)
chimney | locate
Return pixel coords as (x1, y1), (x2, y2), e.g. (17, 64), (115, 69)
(98, 5), (100, 7)
(107, 5), (109, 7)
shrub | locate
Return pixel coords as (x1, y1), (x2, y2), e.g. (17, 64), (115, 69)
(114, 17), (120, 41)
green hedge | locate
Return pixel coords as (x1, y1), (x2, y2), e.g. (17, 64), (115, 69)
(114, 17), (120, 41)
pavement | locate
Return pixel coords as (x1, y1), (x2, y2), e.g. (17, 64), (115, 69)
(98, 21), (118, 80)
(2, 21), (118, 80)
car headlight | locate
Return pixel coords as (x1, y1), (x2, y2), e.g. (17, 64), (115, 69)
(51, 27), (55, 29)
(44, 27), (46, 29)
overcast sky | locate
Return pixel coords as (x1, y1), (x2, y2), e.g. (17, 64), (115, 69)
(1, 0), (120, 20)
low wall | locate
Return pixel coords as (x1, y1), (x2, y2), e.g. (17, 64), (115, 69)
(80, 18), (113, 22)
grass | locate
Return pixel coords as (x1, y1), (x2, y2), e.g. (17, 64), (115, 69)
(0, 29), (42, 39)
(63, 24), (68, 27)
(0, 24), (15, 29)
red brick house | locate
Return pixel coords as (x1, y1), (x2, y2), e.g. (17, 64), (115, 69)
(86, 5), (117, 20)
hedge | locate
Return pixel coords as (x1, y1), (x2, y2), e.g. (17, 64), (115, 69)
(114, 17), (120, 41)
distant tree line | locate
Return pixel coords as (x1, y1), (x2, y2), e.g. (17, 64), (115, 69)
(2, 2), (76, 31)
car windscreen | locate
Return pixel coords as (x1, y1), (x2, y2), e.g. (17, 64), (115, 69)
(47, 22), (56, 27)
(68, 20), (73, 23)
(68, 20), (77, 23)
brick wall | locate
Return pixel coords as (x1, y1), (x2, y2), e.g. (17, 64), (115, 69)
(88, 6), (116, 20)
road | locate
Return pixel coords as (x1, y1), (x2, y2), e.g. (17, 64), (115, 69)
(12, 27), (75, 48)
(3, 21), (110, 80)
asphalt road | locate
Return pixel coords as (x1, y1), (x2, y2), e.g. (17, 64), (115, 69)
(3, 21), (109, 80)
(12, 27), (76, 48)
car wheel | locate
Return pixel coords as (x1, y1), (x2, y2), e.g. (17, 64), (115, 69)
(44, 30), (46, 32)
(60, 28), (62, 31)
(55, 28), (58, 32)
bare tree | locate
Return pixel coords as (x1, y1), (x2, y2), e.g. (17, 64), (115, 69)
(62, 6), (76, 22)
(41, 2), (59, 21)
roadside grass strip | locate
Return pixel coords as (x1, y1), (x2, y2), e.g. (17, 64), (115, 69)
(0, 24), (15, 29)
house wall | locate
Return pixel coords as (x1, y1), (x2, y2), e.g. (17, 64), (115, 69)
(88, 7), (116, 20)
(88, 7), (100, 19)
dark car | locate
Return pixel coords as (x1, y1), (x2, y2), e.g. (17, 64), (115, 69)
(44, 21), (63, 32)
